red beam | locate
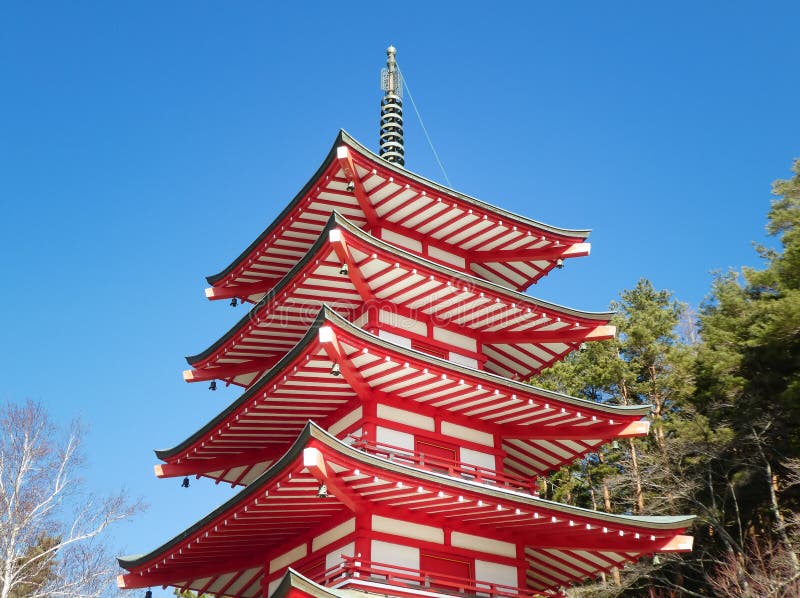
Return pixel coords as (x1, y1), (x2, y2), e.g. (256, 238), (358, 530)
(205, 279), (279, 301)
(118, 551), (268, 589)
(525, 531), (692, 552)
(328, 229), (377, 304)
(337, 146), (378, 229)
(155, 445), (288, 478)
(471, 242), (591, 264)
(303, 446), (362, 512)
(501, 420), (650, 441)
(318, 326), (374, 401)
(183, 355), (282, 383)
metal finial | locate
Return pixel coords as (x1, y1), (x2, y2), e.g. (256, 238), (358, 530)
(380, 45), (404, 166)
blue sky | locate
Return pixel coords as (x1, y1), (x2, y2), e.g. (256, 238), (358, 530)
(1, 2), (799, 595)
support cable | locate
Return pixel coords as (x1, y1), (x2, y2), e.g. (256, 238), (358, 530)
(396, 64), (452, 187)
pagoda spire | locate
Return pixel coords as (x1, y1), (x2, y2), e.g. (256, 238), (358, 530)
(379, 45), (404, 166)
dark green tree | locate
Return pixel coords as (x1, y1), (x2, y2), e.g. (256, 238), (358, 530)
(694, 159), (800, 590)
(535, 280), (699, 595)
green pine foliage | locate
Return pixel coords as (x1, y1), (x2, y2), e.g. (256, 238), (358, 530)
(536, 160), (800, 597)
(8, 535), (60, 598)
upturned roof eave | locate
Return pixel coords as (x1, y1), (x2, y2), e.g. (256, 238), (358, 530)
(160, 304), (647, 462)
(157, 308), (329, 461)
(206, 129), (591, 287)
(121, 422), (320, 569)
(188, 211), (612, 366)
(185, 214), (335, 365)
(126, 421), (694, 571)
(205, 132), (345, 286)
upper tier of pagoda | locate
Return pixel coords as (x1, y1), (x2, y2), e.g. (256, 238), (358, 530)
(186, 213), (612, 388)
(120, 424), (694, 597)
(205, 131), (591, 302)
(157, 307), (648, 487)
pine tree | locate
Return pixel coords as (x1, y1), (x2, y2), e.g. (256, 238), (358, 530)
(695, 159), (800, 591)
(535, 280), (697, 595)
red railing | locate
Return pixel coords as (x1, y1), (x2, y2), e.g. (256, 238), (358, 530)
(349, 437), (538, 495)
(316, 555), (539, 598)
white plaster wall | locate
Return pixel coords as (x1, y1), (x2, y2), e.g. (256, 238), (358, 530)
(460, 447), (496, 471)
(381, 229), (423, 252)
(378, 329), (413, 348)
(325, 541), (355, 570)
(269, 543), (307, 574)
(377, 404), (435, 432)
(379, 309), (427, 337)
(474, 560), (518, 588)
(376, 426), (415, 452)
(441, 421), (494, 447)
(432, 327), (477, 352)
(451, 532), (515, 558)
(371, 540), (419, 572)
(312, 518), (355, 551)
(372, 515), (444, 544)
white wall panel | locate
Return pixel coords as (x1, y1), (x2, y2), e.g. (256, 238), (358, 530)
(441, 422), (494, 447)
(475, 560), (518, 588)
(325, 541), (355, 570)
(312, 518), (355, 551)
(376, 426), (415, 451)
(372, 515), (444, 544)
(377, 404), (435, 432)
(371, 540), (419, 571)
(460, 447), (496, 471)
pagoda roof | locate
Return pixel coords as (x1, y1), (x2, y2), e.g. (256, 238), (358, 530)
(157, 307), (648, 485)
(205, 131), (591, 299)
(269, 570), (353, 598)
(186, 212), (613, 387)
(119, 423), (693, 596)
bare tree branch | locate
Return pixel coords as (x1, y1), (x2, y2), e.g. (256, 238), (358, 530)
(0, 401), (143, 598)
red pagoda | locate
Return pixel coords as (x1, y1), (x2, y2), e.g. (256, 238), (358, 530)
(118, 47), (693, 598)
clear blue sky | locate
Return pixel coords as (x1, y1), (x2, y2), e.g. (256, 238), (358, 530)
(1, 2), (798, 595)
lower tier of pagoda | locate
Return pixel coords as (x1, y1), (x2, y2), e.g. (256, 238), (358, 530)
(120, 423), (694, 597)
